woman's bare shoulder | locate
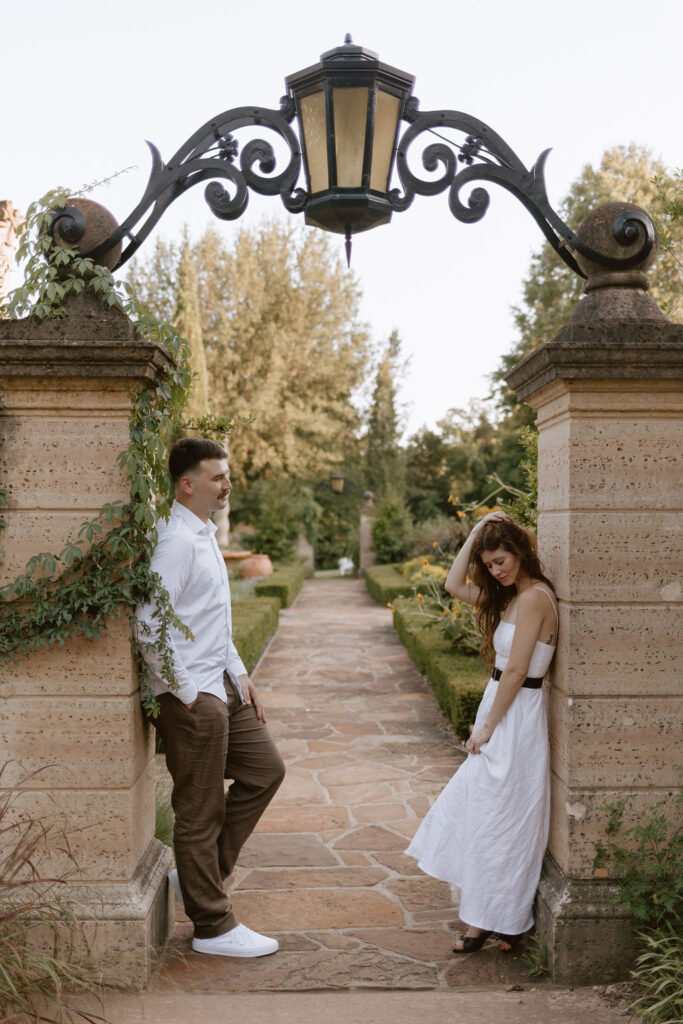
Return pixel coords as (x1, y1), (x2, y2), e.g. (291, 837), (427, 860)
(519, 583), (557, 610)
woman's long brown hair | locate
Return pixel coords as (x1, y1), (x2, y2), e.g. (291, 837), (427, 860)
(469, 518), (554, 668)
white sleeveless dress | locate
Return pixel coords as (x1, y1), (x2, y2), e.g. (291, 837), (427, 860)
(406, 603), (555, 934)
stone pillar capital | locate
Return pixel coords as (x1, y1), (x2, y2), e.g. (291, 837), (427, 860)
(0, 292), (172, 384)
(506, 321), (683, 406)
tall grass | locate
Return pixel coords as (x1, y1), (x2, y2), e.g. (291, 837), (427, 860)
(630, 924), (683, 1024)
(0, 764), (109, 1024)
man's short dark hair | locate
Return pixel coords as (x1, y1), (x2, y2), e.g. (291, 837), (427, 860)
(169, 438), (228, 483)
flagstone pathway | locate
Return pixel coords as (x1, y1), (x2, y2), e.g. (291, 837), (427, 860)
(152, 578), (539, 992)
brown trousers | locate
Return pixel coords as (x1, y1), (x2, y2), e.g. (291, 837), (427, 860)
(154, 677), (285, 938)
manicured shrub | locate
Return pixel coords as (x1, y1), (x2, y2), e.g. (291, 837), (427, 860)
(253, 561), (307, 608)
(232, 597), (280, 671)
(365, 562), (439, 607)
(364, 563), (413, 605)
(392, 598), (487, 740)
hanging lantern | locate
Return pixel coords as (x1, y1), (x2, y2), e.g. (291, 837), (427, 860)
(330, 472), (345, 494)
(286, 35), (414, 262)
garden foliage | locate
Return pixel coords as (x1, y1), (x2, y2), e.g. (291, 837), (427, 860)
(371, 500), (413, 564)
(593, 794), (682, 930)
(594, 792), (683, 1023)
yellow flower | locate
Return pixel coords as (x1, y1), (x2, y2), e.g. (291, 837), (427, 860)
(432, 541), (438, 549)
(422, 559), (429, 567)
(448, 493), (453, 503)
(417, 593), (425, 603)
(441, 609), (448, 616)
(457, 511), (465, 518)
(386, 602), (395, 612)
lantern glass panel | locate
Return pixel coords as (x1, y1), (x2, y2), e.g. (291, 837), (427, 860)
(370, 90), (400, 192)
(300, 90), (329, 194)
(332, 87), (369, 187)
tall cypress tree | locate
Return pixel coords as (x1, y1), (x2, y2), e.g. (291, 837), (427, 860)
(364, 330), (405, 500)
(174, 240), (209, 420)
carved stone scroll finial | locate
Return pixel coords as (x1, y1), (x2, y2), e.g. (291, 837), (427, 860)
(570, 202), (666, 323)
(50, 198), (122, 271)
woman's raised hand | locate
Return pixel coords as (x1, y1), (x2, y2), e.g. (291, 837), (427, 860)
(471, 510), (509, 535)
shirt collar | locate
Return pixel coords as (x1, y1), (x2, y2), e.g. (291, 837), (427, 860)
(171, 500), (217, 536)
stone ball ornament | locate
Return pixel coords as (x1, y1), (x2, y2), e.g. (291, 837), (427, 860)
(574, 202), (657, 283)
(50, 198), (122, 271)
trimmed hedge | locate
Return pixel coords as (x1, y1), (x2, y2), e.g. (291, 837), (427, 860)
(365, 563), (417, 605)
(232, 597), (280, 673)
(392, 598), (487, 740)
(253, 560), (307, 608)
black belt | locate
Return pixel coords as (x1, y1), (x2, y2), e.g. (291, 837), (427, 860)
(492, 666), (544, 689)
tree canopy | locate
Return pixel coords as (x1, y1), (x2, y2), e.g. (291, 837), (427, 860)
(364, 329), (405, 501)
(127, 220), (370, 487)
(173, 239), (209, 420)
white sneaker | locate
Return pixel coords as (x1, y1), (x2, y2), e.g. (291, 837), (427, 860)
(192, 923), (279, 958)
(168, 868), (184, 910)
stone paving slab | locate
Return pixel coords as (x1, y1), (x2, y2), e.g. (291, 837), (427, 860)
(153, 579), (573, 999)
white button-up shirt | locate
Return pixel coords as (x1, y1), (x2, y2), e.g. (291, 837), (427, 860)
(135, 501), (247, 705)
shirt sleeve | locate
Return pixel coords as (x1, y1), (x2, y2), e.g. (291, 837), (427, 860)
(135, 528), (199, 705)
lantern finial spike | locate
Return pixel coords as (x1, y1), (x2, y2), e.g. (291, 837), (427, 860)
(344, 227), (352, 268)
(344, 33), (353, 44)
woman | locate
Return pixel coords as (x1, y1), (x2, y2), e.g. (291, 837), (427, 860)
(406, 511), (558, 953)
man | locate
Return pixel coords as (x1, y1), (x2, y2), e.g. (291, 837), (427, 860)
(136, 437), (285, 957)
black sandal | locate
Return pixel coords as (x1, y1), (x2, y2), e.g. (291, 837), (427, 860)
(497, 932), (524, 951)
(452, 929), (493, 954)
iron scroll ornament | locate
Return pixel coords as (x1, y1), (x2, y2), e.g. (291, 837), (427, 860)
(50, 96), (307, 270)
(390, 98), (656, 277)
(50, 94), (655, 278)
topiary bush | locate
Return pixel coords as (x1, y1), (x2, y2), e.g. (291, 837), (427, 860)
(232, 597), (280, 671)
(365, 563), (413, 605)
(392, 598), (486, 739)
(253, 561), (307, 608)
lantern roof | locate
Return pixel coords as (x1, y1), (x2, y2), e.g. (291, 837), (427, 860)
(286, 36), (414, 95)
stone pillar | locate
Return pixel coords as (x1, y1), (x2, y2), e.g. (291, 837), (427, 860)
(358, 490), (376, 575)
(0, 293), (175, 986)
(507, 204), (683, 985)
(295, 531), (315, 575)
(0, 201), (24, 306)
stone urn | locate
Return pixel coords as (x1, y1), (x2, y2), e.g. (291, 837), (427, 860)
(240, 554), (274, 578)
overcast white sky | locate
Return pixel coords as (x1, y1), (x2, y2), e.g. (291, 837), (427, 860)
(4, 0), (681, 435)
